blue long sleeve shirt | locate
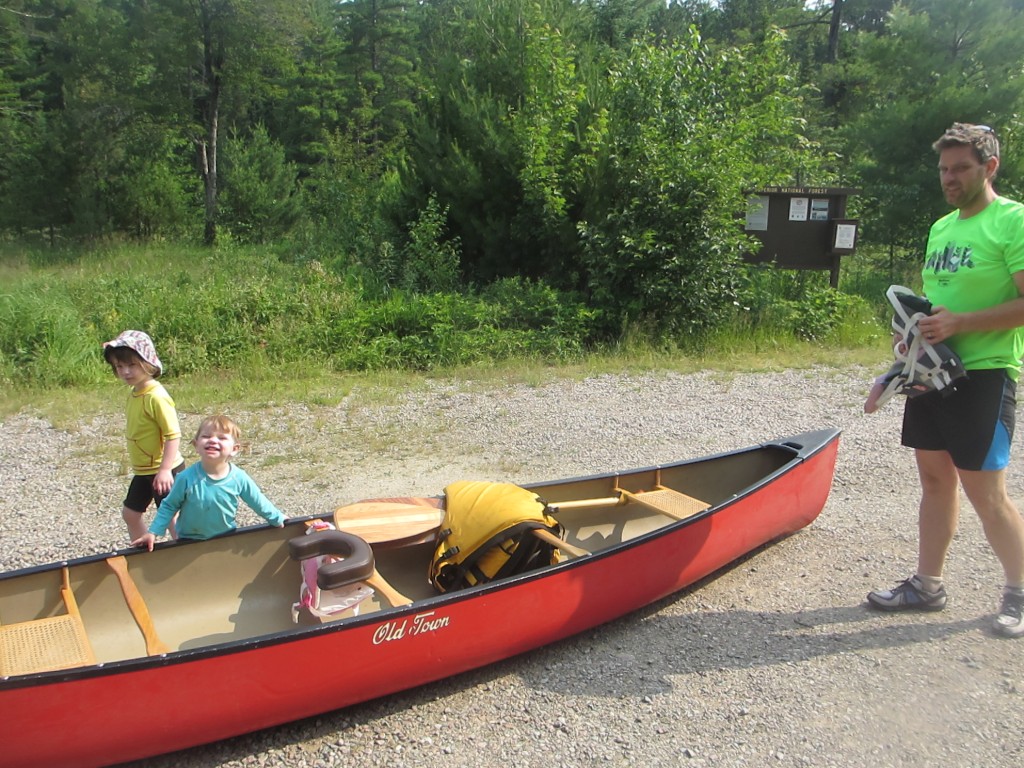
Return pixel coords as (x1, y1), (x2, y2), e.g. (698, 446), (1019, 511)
(151, 463), (285, 540)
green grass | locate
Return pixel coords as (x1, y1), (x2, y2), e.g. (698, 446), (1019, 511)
(0, 239), (893, 424)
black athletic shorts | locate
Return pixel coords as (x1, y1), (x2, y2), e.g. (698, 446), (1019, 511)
(123, 462), (185, 514)
(901, 368), (1016, 471)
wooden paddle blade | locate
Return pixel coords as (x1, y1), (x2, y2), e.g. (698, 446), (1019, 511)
(365, 569), (413, 607)
(333, 500), (444, 545)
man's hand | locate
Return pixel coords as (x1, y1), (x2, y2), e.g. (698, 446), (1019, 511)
(918, 306), (959, 344)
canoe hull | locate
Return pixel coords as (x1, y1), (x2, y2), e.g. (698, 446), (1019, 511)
(0, 429), (839, 768)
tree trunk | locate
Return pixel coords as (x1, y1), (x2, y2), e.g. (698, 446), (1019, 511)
(202, 97), (219, 245)
(199, 0), (222, 246)
(827, 0), (843, 63)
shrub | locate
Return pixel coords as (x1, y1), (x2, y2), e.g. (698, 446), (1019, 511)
(0, 244), (597, 387)
(220, 125), (304, 245)
(577, 31), (814, 340)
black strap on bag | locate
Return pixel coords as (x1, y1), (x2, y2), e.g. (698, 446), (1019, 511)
(433, 519), (561, 592)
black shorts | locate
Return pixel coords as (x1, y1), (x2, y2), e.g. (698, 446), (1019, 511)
(901, 368), (1016, 471)
(123, 462), (185, 514)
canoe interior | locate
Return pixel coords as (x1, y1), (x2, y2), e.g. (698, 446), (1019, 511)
(0, 441), (799, 670)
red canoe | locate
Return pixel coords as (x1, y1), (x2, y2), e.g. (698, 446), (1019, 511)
(0, 428), (839, 767)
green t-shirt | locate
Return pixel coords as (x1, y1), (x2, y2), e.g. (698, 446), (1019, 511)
(923, 196), (1024, 378)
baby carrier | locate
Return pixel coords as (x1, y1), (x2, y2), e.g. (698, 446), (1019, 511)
(865, 284), (966, 412)
(429, 481), (563, 593)
(291, 520), (373, 621)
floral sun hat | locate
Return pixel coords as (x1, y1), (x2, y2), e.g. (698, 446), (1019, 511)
(103, 330), (164, 376)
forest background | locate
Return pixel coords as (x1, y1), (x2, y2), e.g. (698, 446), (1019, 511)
(3, 0), (1024, 396)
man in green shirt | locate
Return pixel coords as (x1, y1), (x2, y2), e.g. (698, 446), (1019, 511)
(867, 123), (1024, 637)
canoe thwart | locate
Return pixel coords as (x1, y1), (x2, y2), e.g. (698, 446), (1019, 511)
(0, 567), (96, 676)
(546, 495), (622, 512)
(547, 487), (710, 521)
(532, 528), (590, 559)
(106, 556), (171, 656)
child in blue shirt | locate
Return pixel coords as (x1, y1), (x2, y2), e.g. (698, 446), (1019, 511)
(133, 414), (286, 550)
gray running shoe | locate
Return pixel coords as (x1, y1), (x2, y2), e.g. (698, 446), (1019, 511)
(867, 577), (947, 612)
(993, 590), (1024, 638)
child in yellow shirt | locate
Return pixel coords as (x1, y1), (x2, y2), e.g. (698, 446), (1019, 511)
(103, 330), (185, 541)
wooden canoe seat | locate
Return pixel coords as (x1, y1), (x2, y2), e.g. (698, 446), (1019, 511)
(620, 486), (710, 521)
(0, 567), (96, 677)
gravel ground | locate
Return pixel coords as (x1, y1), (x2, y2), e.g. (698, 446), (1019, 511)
(2, 366), (1024, 768)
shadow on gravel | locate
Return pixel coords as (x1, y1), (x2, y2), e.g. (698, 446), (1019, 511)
(517, 603), (992, 700)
